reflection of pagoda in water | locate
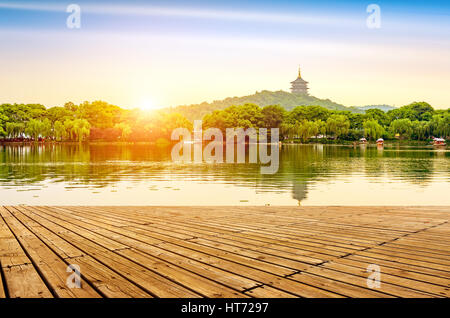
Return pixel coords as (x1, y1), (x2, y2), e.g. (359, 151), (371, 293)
(290, 66), (309, 95)
(292, 181), (308, 203)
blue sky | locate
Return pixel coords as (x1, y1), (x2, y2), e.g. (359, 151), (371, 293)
(1, 0), (449, 109)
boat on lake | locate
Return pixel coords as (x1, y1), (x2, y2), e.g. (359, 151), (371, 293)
(359, 138), (367, 144)
(376, 138), (384, 146)
(433, 137), (446, 147)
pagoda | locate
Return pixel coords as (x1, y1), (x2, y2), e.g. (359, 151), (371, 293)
(290, 67), (309, 95)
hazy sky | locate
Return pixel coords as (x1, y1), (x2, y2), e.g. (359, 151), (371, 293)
(1, 0), (449, 109)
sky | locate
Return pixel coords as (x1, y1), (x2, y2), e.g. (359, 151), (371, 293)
(0, 0), (449, 110)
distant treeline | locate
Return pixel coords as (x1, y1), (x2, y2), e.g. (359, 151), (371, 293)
(0, 101), (191, 142)
(204, 102), (449, 142)
(0, 100), (448, 142)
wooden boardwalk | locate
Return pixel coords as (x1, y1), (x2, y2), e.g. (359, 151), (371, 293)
(0, 206), (449, 298)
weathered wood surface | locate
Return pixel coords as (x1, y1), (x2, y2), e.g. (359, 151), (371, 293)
(0, 206), (448, 298)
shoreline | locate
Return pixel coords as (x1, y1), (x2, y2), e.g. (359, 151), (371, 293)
(0, 140), (442, 146)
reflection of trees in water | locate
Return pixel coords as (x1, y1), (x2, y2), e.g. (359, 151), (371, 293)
(363, 148), (448, 186)
(0, 144), (91, 186)
(0, 144), (447, 199)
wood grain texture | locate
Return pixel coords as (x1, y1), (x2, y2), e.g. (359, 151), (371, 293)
(0, 206), (448, 298)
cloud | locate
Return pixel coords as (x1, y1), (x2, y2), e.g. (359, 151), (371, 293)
(0, 1), (358, 27)
(1, 1), (449, 36)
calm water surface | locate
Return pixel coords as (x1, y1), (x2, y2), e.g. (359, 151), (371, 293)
(0, 143), (448, 205)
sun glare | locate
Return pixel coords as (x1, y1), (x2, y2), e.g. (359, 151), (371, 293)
(137, 99), (158, 111)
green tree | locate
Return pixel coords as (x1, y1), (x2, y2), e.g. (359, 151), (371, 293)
(308, 121), (319, 139)
(25, 119), (44, 141)
(41, 118), (52, 139)
(387, 102), (434, 122)
(146, 112), (192, 140)
(280, 123), (295, 139)
(404, 102), (434, 121)
(430, 113), (450, 138)
(6, 122), (25, 138)
(47, 106), (73, 125)
(345, 112), (365, 129)
(203, 104), (262, 132)
(363, 119), (385, 141)
(77, 101), (122, 129)
(0, 110), (7, 137)
(114, 122), (132, 141)
(366, 109), (389, 126)
(411, 120), (430, 140)
(261, 105), (286, 129)
(326, 115), (350, 139)
(64, 101), (78, 112)
(64, 119), (76, 141)
(73, 119), (91, 142)
(54, 121), (66, 141)
(315, 120), (327, 137)
(294, 120), (309, 142)
(288, 105), (330, 123)
(390, 118), (413, 139)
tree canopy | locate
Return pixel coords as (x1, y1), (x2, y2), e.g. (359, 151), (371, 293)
(0, 100), (448, 143)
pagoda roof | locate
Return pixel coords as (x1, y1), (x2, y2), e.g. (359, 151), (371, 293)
(291, 77), (308, 84)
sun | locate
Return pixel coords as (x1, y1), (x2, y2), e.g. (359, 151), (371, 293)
(137, 99), (157, 111)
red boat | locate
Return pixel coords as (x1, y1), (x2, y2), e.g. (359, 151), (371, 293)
(433, 138), (446, 147)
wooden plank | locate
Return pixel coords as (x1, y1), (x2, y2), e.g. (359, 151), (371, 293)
(69, 255), (153, 298)
(374, 244), (450, 259)
(35, 208), (307, 294)
(16, 208), (202, 297)
(8, 207), (85, 259)
(117, 248), (248, 298)
(35, 208), (272, 294)
(320, 261), (450, 297)
(216, 231), (351, 258)
(346, 254), (450, 279)
(327, 257), (450, 287)
(289, 271), (392, 298)
(353, 250), (450, 272)
(33, 206), (169, 247)
(154, 242), (342, 298)
(31, 207), (330, 296)
(2, 207), (101, 298)
(244, 285), (297, 298)
(0, 208), (31, 267)
(363, 246), (450, 267)
(0, 270), (6, 298)
(110, 240), (261, 292)
(9, 207), (153, 298)
(38, 206), (298, 277)
(3, 264), (53, 298)
(111, 214), (357, 261)
(1, 205), (448, 298)
(296, 267), (437, 298)
(23, 206), (130, 251)
(188, 237), (322, 269)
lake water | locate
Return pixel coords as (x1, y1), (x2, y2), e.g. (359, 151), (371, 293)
(0, 143), (448, 206)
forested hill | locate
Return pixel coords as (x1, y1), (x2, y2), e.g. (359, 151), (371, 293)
(355, 105), (397, 112)
(166, 90), (393, 121)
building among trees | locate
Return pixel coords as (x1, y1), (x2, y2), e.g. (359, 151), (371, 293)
(290, 67), (309, 95)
